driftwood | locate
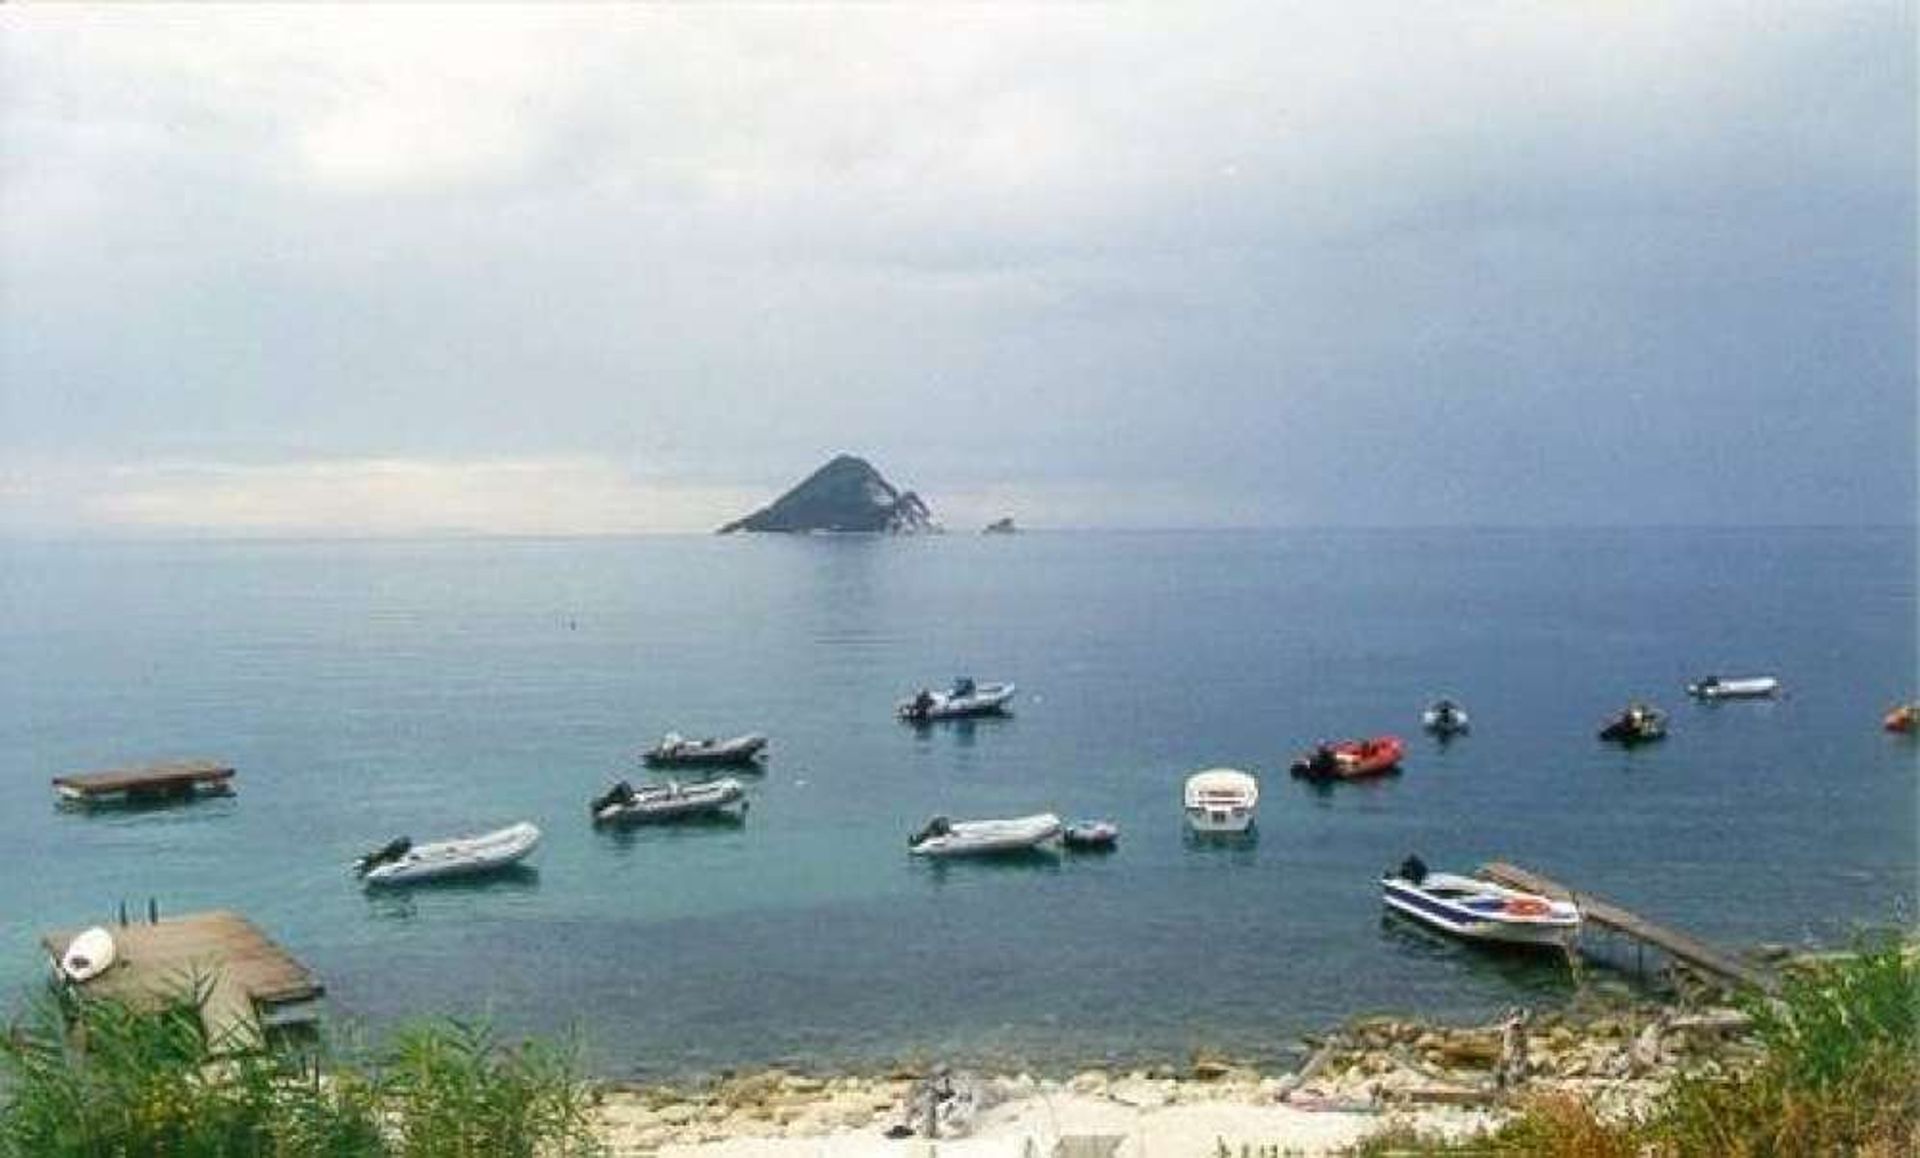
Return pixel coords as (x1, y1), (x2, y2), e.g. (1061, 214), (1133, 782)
(1272, 1037), (1344, 1103)
(1390, 1085), (1504, 1108)
(1668, 1009), (1753, 1034)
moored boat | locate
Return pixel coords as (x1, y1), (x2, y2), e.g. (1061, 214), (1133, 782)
(897, 677), (1016, 722)
(1380, 856), (1580, 948)
(1686, 675), (1780, 700)
(591, 778), (747, 825)
(907, 812), (1061, 857)
(642, 732), (768, 768)
(1599, 703), (1667, 744)
(1183, 768), (1259, 833)
(1289, 736), (1405, 781)
(1885, 703), (1918, 734)
(1061, 819), (1120, 851)
(1421, 699), (1470, 737)
(354, 821), (541, 887)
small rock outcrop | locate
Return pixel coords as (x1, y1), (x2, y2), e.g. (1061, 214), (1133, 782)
(718, 455), (937, 534)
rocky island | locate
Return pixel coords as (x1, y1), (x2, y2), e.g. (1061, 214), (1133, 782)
(717, 455), (937, 534)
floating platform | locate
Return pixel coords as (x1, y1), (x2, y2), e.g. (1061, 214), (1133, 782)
(52, 760), (235, 807)
(1481, 860), (1777, 994)
(40, 910), (323, 1049)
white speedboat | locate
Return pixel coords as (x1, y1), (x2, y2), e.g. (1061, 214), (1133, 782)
(1380, 858), (1580, 948)
(898, 678), (1017, 722)
(1183, 768), (1259, 834)
(907, 813), (1060, 857)
(1686, 675), (1780, 700)
(591, 778), (747, 824)
(354, 821), (541, 887)
(642, 732), (768, 768)
(1421, 699), (1470, 736)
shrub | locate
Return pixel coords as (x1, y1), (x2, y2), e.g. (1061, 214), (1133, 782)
(0, 984), (598, 1158)
(1345, 938), (1918, 1157)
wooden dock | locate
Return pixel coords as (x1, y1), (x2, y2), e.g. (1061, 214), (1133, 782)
(41, 911), (323, 1049)
(53, 760), (235, 806)
(1481, 861), (1777, 994)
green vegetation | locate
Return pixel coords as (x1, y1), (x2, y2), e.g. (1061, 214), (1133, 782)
(1351, 937), (1918, 1157)
(0, 983), (600, 1157)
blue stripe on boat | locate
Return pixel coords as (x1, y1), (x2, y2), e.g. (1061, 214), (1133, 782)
(1383, 882), (1494, 926)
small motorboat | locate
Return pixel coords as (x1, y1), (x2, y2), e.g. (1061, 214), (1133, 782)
(1380, 856), (1581, 948)
(897, 677), (1016, 722)
(59, 926), (117, 983)
(1061, 819), (1120, 851)
(642, 732), (768, 768)
(354, 822), (541, 887)
(1183, 768), (1259, 833)
(1686, 675), (1780, 700)
(1599, 703), (1667, 744)
(1421, 699), (1470, 737)
(1881, 703), (1917, 734)
(1289, 736), (1405, 781)
(907, 813), (1061, 857)
(591, 778), (747, 825)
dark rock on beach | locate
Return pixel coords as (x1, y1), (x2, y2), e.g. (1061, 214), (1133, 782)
(718, 455), (937, 534)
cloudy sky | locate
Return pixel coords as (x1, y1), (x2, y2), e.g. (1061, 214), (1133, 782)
(2, 3), (1912, 535)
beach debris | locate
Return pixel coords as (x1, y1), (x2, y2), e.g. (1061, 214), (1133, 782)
(1495, 1006), (1530, 1091)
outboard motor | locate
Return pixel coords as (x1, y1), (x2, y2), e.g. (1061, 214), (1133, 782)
(354, 836), (411, 875)
(590, 780), (636, 817)
(1397, 854), (1429, 884)
(909, 816), (953, 847)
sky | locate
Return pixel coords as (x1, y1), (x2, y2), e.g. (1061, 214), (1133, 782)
(2, 3), (1913, 535)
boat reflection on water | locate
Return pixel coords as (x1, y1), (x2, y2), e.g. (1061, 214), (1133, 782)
(363, 864), (542, 920)
(595, 809), (748, 854)
(1378, 910), (1582, 996)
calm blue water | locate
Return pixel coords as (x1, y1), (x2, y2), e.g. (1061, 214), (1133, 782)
(1, 528), (1913, 1078)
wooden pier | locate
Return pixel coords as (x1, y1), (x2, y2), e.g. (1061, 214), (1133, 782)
(53, 760), (235, 807)
(41, 911), (323, 1049)
(1480, 861), (1777, 994)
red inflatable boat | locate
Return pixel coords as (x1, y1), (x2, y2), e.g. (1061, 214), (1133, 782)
(1289, 735), (1406, 780)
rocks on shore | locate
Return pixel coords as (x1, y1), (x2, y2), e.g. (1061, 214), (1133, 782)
(593, 997), (1765, 1153)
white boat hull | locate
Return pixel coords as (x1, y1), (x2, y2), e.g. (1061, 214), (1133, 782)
(1183, 768), (1259, 834)
(643, 733), (768, 767)
(1381, 873), (1580, 948)
(361, 822), (541, 886)
(899, 683), (1017, 721)
(1687, 676), (1779, 700)
(1184, 805), (1255, 834)
(594, 778), (746, 824)
(910, 813), (1060, 857)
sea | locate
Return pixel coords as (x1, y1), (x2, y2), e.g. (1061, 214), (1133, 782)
(0, 527), (1913, 1079)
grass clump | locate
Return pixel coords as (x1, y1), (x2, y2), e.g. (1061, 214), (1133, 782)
(0, 984), (600, 1157)
(1350, 936), (1918, 1157)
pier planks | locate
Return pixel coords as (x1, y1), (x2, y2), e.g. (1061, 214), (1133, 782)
(1480, 861), (1776, 993)
(41, 910), (322, 1048)
(52, 760), (235, 804)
